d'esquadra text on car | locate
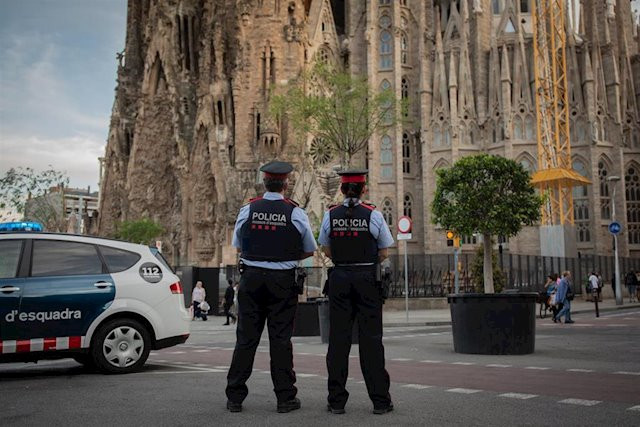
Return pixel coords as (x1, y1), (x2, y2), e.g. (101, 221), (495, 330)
(0, 232), (190, 374)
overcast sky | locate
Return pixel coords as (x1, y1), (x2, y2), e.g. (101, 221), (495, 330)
(0, 0), (126, 191)
(0, 1), (638, 192)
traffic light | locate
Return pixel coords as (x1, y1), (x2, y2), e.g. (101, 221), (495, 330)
(446, 230), (461, 248)
(446, 230), (455, 247)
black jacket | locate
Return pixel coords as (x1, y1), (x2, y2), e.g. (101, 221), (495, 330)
(224, 286), (235, 305)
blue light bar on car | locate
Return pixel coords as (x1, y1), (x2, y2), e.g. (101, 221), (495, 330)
(0, 221), (44, 232)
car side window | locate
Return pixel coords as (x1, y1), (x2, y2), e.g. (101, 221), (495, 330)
(99, 245), (141, 273)
(0, 240), (23, 279)
(31, 240), (103, 277)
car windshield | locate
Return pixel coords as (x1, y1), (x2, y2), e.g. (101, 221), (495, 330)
(149, 247), (174, 273)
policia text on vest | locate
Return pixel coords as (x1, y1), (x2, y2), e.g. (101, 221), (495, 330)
(225, 161), (317, 414)
(318, 169), (395, 415)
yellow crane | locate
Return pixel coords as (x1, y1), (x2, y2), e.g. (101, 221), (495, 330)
(530, 0), (590, 226)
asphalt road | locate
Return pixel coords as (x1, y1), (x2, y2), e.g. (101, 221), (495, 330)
(1, 309), (639, 426)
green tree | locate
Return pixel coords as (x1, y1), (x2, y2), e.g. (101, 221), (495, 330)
(431, 154), (542, 293)
(270, 63), (404, 167)
(114, 219), (164, 245)
(0, 167), (69, 231)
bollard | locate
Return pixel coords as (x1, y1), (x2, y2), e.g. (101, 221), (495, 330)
(593, 290), (599, 318)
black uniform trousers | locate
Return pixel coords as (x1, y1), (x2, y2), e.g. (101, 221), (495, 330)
(326, 266), (391, 409)
(226, 267), (298, 404)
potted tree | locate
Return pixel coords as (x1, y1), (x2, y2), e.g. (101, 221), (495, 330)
(432, 154), (543, 354)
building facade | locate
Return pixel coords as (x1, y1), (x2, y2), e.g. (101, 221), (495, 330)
(98, 0), (640, 266)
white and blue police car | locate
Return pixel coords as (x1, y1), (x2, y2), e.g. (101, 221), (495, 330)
(0, 232), (191, 373)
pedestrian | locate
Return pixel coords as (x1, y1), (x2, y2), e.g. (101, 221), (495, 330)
(588, 271), (599, 302)
(544, 274), (559, 319)
(192, 281), (207, 321)
(625, 271), (638, 302)
(554, 271), (575, 324)
(225, 161), (317, 413)
(318, 169), (395, 415)
(223, 279), (236, 325)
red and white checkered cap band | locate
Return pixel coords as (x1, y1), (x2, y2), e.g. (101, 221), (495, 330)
(0, 336), (85, 354)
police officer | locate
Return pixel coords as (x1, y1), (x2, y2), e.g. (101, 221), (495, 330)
(226, 160), (317, 413)
(318, 169), (395, 415)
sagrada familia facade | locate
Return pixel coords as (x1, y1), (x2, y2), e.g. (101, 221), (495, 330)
(98, 0), (640, 267)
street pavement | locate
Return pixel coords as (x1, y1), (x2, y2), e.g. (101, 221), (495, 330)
(1, 304), (640, 426)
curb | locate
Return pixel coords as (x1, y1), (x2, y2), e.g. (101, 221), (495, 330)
(382, 303), (640, 328)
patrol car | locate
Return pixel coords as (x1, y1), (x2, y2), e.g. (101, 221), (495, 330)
(0, 232), (190, 373)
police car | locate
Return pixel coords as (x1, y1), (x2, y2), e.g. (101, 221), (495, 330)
(0, 232), (190, 373)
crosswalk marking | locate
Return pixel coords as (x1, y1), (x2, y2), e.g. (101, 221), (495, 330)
(613, 371), (640, 376)
(452, 362), (475, 366)
(486, 364), (512, 368)
(567, 369), (594, 373)
(391, 358), (412, 361)
(446, 388), (481, 394)
(297, 373), (318, 378)
(499, 393), (537, 400)
(193, 349), (210, 353)
(402, 384), (432, 390)
(627, 405), (640, 411)
(559, 398), (601, 406)
(167, 351), (186, 354)
(525, 366), (550, 370)
(419, 360), (442, 363)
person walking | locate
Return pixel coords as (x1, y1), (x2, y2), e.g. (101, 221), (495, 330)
(544, 274), (559, 319)
(225, 161), (317, 414)
(554, 271), (574, 324)
(192, 281), (207, 321)
(318, 170), (395, 415)
(588, 272), (599, 302)
(223, 279), (236, 325)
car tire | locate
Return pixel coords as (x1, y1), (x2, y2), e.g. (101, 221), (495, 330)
(91, 318), (151, 374)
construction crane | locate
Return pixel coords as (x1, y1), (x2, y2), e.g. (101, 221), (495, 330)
(530, 0), (590, 226)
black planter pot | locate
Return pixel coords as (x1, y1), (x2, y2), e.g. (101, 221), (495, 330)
(293, 301), (320, 336)
(447, 293), (538, 355)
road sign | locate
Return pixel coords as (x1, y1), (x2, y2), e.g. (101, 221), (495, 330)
(398, 216), (412, 233)
(608, 222), (621, 235)
(397, 233), (412, 240)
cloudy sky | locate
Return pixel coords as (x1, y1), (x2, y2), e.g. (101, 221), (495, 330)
(0, 0), (126, 191)
(0, 1), (639, 192)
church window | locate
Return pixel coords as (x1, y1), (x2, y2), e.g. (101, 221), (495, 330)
(626, 164), (640, 245)
(492, 0), (502, 15)
(402, 132), (411, 174)
(403, 193), (413, 218)
(381, 135), (393, 180)
(599, 160), (611, 220)
(572, 160), (591, 243)
(379, 15), (391, 29)
(401, 33), (409, 65)
(433, 126), (442, 148)
(400, 0), (407, 6)
(525, 116), (535, 140)
(270, 51), (276, 84)
(520, 0), (530, 14)
(382, 199), (394, 226)
(380, 30), (393, 69)
(379, 0), (391, 6)
(380, 80), (393, 124)
(217, 100), (224, 125)
(444, 127), (451, 146)
(514, 117), (524, 139)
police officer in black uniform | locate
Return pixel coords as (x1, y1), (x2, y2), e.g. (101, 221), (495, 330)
(318, 170), (395, 415)
(225, 161), (317, 413)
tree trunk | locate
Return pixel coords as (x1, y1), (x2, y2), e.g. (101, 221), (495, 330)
(483, 233), (495, 294)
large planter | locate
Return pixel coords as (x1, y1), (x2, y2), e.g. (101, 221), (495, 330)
(447, 293), (537, 355)
(293, 301), (320, 336)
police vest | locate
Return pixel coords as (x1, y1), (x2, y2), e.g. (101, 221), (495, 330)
(329, 203), (378, 264)
(239, 198), (303, 262)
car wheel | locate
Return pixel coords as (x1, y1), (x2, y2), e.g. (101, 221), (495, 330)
(91, 318), (151, 374)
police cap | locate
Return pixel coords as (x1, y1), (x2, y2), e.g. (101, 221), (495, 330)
(260, 161), (294, 179)
(337, 169), (368, 183)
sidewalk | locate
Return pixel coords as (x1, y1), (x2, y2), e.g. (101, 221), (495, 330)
(382, 298), (640, 327)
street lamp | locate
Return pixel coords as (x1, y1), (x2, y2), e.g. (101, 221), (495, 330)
(607, 175), (622, 305)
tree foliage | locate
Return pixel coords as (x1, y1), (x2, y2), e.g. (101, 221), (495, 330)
(431, 154), (542, 292)
(432, 154), (542, 237)
(0, 167), (69, 231)
(114, 219), (164, 245)
(270, 63), (405, 167)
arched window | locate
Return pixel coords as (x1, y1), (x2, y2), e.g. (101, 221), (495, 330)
(403, 193), (413, 218)
(598, 159), (611, 220)
(382, 199), (394, 226)
(433, 125), (442, 148)
(572, 160), (591, 243)
(492, 0), (502, 15)
(380, 80), (393, 124)
(402, 132), (411, 174)
(380, 29), (393, 69)
(514, 117), (524, 139)
(401, 77), (409, 117)
(517, 154), (535, 175)
(520, 0), (530, 13)
(525, 115), (535, 140)
(379, 0), (391, 5)
(381, 135), (393, 179)
(401, 32), (408, 65)
(626, 164), (640, 245)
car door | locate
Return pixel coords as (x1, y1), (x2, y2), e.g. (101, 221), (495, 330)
(19, 239), (116, 341)
(0, 239), (26, 342)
